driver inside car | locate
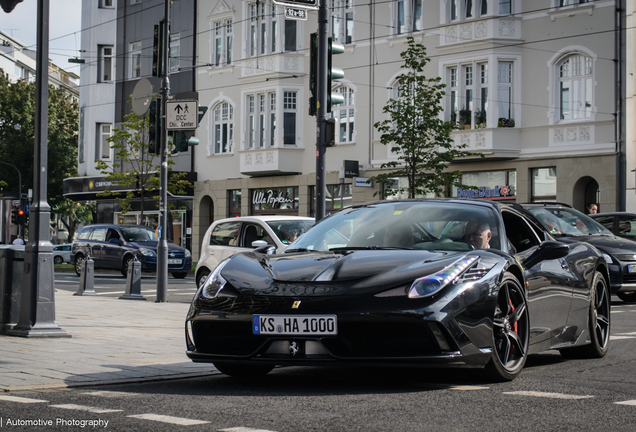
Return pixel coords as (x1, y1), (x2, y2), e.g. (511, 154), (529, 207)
(463, 220), (492, 249)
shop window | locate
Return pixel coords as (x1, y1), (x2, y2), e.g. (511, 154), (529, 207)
(460, 170), (516, 200)
(228, 189), (241, 218)
(531, 167), (557, 202)
(310, 184), (353, 216)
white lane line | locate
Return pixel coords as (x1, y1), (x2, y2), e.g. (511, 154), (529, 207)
(50, 404), (123, 414)
(610, 336), (636, 340)
(127, 414), (209, 426)
(219, 428), (279, 432)
(82, 391), (143, 398)
(0, 395), (48, 403)
(449, 385), (490, 391)
(503, 391), (593, 400)
(616, 332), (636, 335)
(615, 400), (636, 406)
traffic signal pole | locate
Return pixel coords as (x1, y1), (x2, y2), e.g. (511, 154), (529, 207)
(315, 1), (328, 222)
(156, 0), (171, 302)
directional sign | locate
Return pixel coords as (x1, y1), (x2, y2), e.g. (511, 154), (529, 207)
(273, 0), (318, 10)
(284, 6), (308, 20)
(166, 100), (198, 130)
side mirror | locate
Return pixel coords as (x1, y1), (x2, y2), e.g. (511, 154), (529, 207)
(523, 241), (570, 269)
(255, 244), (276, 254)
(109, 238), (121, 245)
(251, 240), (268, 248)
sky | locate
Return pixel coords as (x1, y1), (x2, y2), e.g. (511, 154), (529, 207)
(0, 0), (83, 75)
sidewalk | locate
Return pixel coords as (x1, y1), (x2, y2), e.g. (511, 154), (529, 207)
(0, 290), (216, 392)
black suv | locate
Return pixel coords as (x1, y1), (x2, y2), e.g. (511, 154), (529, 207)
(71, 224), (191, 278)
(521, 203), (636, 302)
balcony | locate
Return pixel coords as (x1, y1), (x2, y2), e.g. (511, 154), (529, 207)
(239, 147), (305, 177)
(241, 53), (304, 79)
(440, 17), (522, 48)
(452, 127), (520, 159)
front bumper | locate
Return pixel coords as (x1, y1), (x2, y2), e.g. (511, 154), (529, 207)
(608, 262), (636, 293)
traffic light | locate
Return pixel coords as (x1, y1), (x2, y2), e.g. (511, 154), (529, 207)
(327, 37), (345, 113)
(148, 98), (161, 155)
(17, 209), (25, 225)
(309, 32), (318, 117)
(171, 130), (199, 154)
(11, 207), (19, 224)
(152, 22), (165, 77)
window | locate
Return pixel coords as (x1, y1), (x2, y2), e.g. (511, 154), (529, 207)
(169, 33), (180, 73)
(210, 221), (240, 246)
(332, 86), (355, 143)
(558, 54), (593, 121)
(99, 0), (114, 8)
(463, 65), (473, 126)
(449, 67), (458, 122)
(283, 91), (297, 145)
(212, 20), (233, 67)
(531, 167), (557, 202)
(331, 0), (354, 44)
(395, 0), (423, 34)
(465, 0), (473, 18)
(310, 184), (353, 215)
(478, 63), (488, 123)
(499, 0), (511, 14)
(98, 45), (114, 82)
(269, 92), (277, 147)
(247, 1), (298, 57)
(461, 170), (517, 199)
(558, 0), (592, 6)
(212, 102), (233, 154)
(97, 124), (111, 160)
(228, 190), (241, 218)
(284, 20), (297, 52)
(130, 0), (141, 4)
(129, 41), (142, 78)
(498, 61), (513, 121)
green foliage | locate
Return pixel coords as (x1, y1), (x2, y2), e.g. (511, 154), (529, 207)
(0, 69), (78, 206)
(95, 96), (192, 219)
(52, 198), (95, 241)
(371, 37), (480, 199)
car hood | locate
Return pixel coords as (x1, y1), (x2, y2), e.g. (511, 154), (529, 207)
(221, 249), (487, 296)
(556, 234), (636, 255)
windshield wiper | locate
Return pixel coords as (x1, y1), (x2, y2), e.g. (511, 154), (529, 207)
(329, 246), (409, 251)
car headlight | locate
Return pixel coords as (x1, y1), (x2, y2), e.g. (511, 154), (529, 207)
(185, 249), (191, 258)
(602, 253), (613, 264)
(140, 248), (156, 257)
(199, 258), (231, 299)
(408, 256), (479, 299)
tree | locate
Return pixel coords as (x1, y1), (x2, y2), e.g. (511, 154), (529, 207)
(371, 37), (479, 199)
(95, 97), (191, 221)
(52, 198), (95, 242)
(0, 69), (79, 207)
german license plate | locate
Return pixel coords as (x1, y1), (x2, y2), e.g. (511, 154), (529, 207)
(168, 258), (182, 265)
(629, 265), (636, 273)
(252, 315), (337, 335)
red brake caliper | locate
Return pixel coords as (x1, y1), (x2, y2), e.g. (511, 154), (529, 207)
(509, 299), (518, 355)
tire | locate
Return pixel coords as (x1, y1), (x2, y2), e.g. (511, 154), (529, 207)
(484, 272), (529, 382)
(74, 254), (85, 276)
(560, 271), (610, 359)
(616, 291), (636, 303)
(54, 256), (64, 265)
(171, 271), (188, 279)
(121, 255), (134, 277)
(213, 362), (274, 378)
(196, 269), (211, 288)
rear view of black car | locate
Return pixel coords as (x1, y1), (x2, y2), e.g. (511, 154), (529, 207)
(522, 203), (636, 302)
(71, 224), (191, 278)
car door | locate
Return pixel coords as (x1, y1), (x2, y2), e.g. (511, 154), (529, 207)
(87, 227), (108, 265)
(102, 227), (123, 268)
(204, 220), (245, 269)
(501, 210), (573, 346)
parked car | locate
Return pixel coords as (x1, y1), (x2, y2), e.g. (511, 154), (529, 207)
(521, 203), (636, 302)
(53, 243), (72, 264)
(186, 199), (610, 381)
(589, 212), (636, 240)
(71, 224), (192, 278)
(195, 216), (315, 288)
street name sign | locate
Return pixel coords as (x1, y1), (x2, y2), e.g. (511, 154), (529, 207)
(166, 100), (198, 130)
(273, 0), (318, 10)
(284, 6), (308, 20)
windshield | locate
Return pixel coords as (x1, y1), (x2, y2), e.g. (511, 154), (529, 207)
(287, 202), (500, 252)
(266, 220), (315, 245)
(121, 226), (158, 242)
(528, 207), (611, 236)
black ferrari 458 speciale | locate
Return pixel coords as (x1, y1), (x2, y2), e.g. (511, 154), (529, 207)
(186, 199), (610, 381)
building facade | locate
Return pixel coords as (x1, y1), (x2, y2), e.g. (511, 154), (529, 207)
(192, 0), (618, 259)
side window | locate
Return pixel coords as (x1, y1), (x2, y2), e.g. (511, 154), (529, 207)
(502, 211), (540, 253)
(53, 246), (62, 251)
(77, 230), (91, 240)
(618, 216), (636, 238)
(210, 221), (241, 246)
(241, 223), (272, 247)
(593, 215), (614, 232)
(64, 246), (72, 251)
(89, 228), (107, 242)
(106, 228), (121, 241)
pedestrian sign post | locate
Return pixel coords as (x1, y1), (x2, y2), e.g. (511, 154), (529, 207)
(166, 100), (198, 130)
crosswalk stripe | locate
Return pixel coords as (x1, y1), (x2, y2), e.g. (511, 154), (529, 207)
(503, 391), (593, 400)
(449, 385), (490, 391)
(49, 404), (122, 413)
(82, 391), (143, 398)
(610, 336), (636, 340)
(615, 400), (636, 406)
(0, 395), (48, 403)
(127, 414), (209, 426)
(219, 428), (279, 432)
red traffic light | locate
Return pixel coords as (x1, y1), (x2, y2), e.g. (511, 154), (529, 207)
(18, 209), (24, 216)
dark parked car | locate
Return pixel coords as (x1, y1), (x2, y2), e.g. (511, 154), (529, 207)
(522, 203), (636, 303)
(186, 199), (610, 382)
(72, 224), (191, 278)
(590, 212), (636, 240)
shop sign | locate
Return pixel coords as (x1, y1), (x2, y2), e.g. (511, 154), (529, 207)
(253, 190), (295, 206)
(456, 185), (512, 199)
(354, 177), (372, 188)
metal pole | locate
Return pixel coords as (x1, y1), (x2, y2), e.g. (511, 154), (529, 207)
(8, 0), (68, 338)
(156, 0), (170, 302)
(315, 1), (328, 222)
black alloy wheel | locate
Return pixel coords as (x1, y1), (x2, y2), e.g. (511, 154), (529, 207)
(560, 271), (610, 359)
(485, 272), (529, 382)
(54, 256), (64, 265)
(121, 255), (134, 277)
(213, 362), (274, 378)
(74, 254), (84, 276)
(616, 291), (636, 303)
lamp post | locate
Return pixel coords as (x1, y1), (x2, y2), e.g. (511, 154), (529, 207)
(2, 0), (69, 337)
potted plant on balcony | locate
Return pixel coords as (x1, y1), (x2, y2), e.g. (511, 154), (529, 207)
(459, 107), (472, 129)
(450, 108), (458, 127)
(497, 117), (515, 128)
(474, 109), (487, 128)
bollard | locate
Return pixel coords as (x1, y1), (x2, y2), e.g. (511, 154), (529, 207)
(120, 257), (146, 300)
(75, 255), (97, 296)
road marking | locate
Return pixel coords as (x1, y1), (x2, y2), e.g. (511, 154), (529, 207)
(50, 404), (123, 413)
(616, 331), (636, 335)
(503, 391), (593, 400)
(0, 395), (48, 403)
(449, 385), (490, 391)
(127, 414), (209, 426)
(82, 391), (143, 398)
(610, 336), (636, 340)
(219, 428), (279, 432)
(615, 400), (636, 406)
